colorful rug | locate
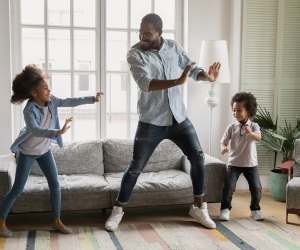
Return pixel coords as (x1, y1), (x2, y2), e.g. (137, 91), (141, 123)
(1, 217), (300, 250)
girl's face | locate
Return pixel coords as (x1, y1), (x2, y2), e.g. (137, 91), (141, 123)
(31, 80), (51, 106)
(232, 102), (249, 124)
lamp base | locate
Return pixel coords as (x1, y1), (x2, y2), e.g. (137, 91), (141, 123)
(204, 84), (219, 155)
(204, 84), (219, 109)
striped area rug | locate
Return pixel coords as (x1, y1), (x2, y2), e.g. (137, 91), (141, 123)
(1, 217), (300, 250)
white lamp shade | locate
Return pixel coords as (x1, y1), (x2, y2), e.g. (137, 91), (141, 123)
(199, 40), (230, 84)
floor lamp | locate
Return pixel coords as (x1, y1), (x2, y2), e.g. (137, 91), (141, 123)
(199, 40), (231, 155)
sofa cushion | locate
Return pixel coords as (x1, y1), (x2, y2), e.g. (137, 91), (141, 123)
(12, 174), (111, 213)
(105, 169), (193, 207)
(31, 140), (104, 176)
(103, 139), (183, 173)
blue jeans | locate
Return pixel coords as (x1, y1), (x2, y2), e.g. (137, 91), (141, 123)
(117, 118), (205, 205)
(221, 165), (262, 211)
(0, 150), (61, 219)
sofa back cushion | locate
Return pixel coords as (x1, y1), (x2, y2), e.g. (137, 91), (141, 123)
(30, 140), (104, 176)
(103, 139), (183, 173)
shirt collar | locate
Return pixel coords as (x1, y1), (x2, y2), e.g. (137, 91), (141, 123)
(30, 99), (49, 109)
(234, 119), (252, 127)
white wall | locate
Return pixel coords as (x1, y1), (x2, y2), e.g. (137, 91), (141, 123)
(0, 0), (13, 155)
(186, 0), (233, 161)
(185, 0), (269, 189)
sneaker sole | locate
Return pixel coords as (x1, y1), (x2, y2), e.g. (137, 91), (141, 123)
(219, 217), (229, 221)
(253, 217), (264, 221)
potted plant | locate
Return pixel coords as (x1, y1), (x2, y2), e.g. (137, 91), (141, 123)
(253, 106), (300, 201)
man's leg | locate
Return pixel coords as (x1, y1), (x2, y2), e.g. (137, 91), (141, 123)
(105, 122), (165, 231)
(168, 118), (215, 229)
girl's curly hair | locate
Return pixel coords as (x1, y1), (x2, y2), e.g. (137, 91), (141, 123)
(11, 64), (46, 104)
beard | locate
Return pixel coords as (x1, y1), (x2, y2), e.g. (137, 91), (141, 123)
(140, 38), (160, 51)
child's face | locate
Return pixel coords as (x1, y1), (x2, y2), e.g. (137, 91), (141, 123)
(232, 102), (249, 123)
(31, 80), (51, 105)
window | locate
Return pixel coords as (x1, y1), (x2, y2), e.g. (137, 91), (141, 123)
(105, 0), (177, 138)
(18, 0), (98, 141)
(13, 0), (181, 141)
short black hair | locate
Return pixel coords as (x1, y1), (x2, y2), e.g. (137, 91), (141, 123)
(231, 92), (257, 117)
(141, 13), (163, 33)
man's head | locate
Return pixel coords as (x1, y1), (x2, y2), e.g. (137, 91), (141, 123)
(139, 13), (163, 51)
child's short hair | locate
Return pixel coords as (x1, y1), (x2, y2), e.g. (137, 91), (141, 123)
(231, 92), (257, 117)
(11, 64), (46, 104)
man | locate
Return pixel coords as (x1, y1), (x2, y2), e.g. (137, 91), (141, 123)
(105, 13), (220, 231)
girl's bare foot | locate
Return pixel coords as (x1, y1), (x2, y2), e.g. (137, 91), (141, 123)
(0, 219), (12, 237)
(52, 218), (72, 234)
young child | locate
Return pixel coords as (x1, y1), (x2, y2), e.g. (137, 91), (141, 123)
(0, 64), (103, 237)
(219, 92), (264, 221)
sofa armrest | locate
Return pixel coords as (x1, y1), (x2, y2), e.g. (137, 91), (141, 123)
(182, 154), (226, 174)
(0, 155), (16, 201)
(293, 138), (300, 177)
(182, 154), (226, 202)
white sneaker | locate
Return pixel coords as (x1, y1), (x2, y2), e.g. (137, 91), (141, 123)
(219, 209), (230, 221)
(105, 206), (124, 231)
(251, 210), (264, 221)
(189, 202), (216, 229)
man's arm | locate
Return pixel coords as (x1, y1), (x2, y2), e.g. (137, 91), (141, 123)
(149, 62), (195, 91)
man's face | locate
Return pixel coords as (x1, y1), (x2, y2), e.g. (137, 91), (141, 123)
(139, 22), (161, 51)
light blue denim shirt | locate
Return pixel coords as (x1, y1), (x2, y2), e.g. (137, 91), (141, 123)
(127, 38), (204, 126)
(10, 95), (95, 153)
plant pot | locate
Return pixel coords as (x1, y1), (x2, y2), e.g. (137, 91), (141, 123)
(269, 169), (288, 202)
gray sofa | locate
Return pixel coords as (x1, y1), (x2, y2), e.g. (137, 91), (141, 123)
(0, 139), (226, 214)
(286, 138), (300, 224)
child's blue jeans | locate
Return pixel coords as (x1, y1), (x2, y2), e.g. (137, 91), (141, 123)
(0, 150), (61, 219)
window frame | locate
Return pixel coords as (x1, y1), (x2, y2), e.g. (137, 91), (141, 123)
(10, 0), (184, 141)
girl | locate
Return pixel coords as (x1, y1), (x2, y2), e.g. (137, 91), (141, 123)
(219, 92), (264, 221)
(0, 64), (103, 237)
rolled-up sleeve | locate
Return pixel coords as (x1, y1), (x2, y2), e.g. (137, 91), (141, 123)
(127, 50), (153, 92)
(176, 42), (205, 81)
(220, 125), (232, 145)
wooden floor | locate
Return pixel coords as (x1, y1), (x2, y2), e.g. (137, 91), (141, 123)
(5, 189), (300, 232)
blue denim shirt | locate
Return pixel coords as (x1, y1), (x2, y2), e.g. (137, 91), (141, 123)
(127, 38), (204, 126)
(10, 95), (95, 153)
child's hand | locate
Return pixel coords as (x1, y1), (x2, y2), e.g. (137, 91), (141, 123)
(221, 144), (228, 155)
(57, 117), (73, 136)
(244, 125), (252, 134)
(94, 92), (104, 102)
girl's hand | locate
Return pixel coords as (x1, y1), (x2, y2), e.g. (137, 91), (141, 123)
(94, 92), (104, 102)
(57, 117), (73, 136)
(176, 62), (196, 85)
